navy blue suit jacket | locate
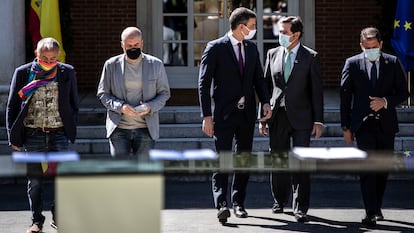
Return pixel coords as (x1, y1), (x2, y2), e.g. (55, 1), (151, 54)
(340, 52), (409, 134)
(6, 62), (79, 147)
(198, 35), (270, 123)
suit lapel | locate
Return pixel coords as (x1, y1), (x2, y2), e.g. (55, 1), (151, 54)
(223, 36), (240, 74)
(141, 54), (147, 100)
(117, 55), (127, 99)
(288, 46), (302, 83)
(274, 47), (285, 86)
(357, 53), (370, 84)
(243, 40), (254, 76)
(377, 55), (386, 88)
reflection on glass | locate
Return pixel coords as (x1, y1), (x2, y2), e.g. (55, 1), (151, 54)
(194, 0), (219, 14)
(194, 15), (219, 66)
(163, 0), (188, 13)
(230, 0), (257, 11)
(163, 42), (187, 66)
(163, 15), (188, 66)
(262, 0), (288, 57)
(163, 0), (189, 66)
(194, 16), (219, 41)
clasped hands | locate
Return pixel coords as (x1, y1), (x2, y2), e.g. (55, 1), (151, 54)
(343, 96), (386, 145)
(369, 96), (386, 112)
(121, 102), (151, 116)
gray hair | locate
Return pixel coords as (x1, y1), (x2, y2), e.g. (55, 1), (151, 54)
(121, 27), (142, 42)
(36, 37), (60, 54)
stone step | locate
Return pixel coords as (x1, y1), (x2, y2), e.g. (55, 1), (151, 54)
(2, 106), (412, 126)
(76, 107), (414, 125)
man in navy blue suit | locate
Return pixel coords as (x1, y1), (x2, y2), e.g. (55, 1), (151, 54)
(340, 27), (409, 228)
(198, 7), (272, 224)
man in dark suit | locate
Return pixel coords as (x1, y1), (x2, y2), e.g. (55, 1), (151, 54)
(198, 7), (272, 224)
(258, 16), (324, 222)
(340, 27), (409, 228)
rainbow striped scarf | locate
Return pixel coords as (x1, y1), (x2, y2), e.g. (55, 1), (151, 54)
(19, 59), (58, 101)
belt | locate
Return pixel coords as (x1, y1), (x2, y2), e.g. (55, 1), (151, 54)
(34, 127), (64, 133)
(367, 113), (380, 120)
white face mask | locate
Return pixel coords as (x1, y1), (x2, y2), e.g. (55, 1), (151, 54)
(243, 29), (256, 40)
(365, 48), (381, 62)
(279, 33), (292, 48)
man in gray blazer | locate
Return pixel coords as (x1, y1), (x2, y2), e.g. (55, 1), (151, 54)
(258, 16), (324, 222)
(97, 27), (170, 158)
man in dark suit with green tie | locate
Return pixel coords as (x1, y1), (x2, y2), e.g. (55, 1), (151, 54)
(258, 16), (324, 223)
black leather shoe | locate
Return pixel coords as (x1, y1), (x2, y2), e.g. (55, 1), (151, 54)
(217, 207), (230, 225)
(361, 215), (377, 228)
(294, 212), (308, 222)
(233, 205), (248, 218)
(375, 211), (384, 221)
(272, 203), (284, 214)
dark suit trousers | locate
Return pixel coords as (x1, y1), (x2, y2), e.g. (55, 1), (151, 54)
(269, 109), (311, 214)
(355, 118), (394, 216)
(212, 109), (254, 209)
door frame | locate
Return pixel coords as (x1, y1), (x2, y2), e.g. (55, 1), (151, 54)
(140, 0), (313, 89)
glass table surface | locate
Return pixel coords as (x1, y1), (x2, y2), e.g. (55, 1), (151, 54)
(1, 148), (413, 177)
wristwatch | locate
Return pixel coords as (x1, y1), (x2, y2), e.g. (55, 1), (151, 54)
(341, 126), (349, 131)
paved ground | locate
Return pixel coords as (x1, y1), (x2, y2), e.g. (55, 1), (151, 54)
(1, 175), (414, 233)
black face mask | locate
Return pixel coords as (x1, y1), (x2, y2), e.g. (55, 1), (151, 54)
(126, 48), (141, 60)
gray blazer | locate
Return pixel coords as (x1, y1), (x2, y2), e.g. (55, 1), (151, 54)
(97, 53), (170, 140)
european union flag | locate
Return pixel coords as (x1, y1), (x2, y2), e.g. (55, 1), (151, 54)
(391, 0), (414, 72)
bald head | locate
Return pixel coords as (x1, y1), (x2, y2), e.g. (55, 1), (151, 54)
(121, 27), (142, 42)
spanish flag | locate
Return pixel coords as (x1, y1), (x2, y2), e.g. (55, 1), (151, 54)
(28, 0), (66, 62)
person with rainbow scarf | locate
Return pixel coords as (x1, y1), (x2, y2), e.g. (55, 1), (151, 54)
(6, 37), (79, 233)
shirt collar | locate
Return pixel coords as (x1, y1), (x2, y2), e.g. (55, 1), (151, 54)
(228, 31), (242, 46)
(285, 43), (300, 55)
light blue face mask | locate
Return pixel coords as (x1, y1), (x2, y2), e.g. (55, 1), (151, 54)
(279, 33), (292, 48)
(365, 48), (380, 62)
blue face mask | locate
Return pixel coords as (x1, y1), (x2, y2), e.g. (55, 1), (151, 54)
(365, 48), (380, 62)
(279, 33), (292, 48)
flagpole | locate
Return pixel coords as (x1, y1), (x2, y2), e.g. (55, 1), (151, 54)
(403, 70), (412, 108)
(408, 71), (412, 107)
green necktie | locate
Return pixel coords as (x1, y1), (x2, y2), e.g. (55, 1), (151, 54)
(284, 51), (292, 82)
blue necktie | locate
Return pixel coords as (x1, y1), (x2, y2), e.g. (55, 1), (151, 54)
(370, 62), (377, 88)
(238, 43), (243, 75)
(284, 51), (292, 82)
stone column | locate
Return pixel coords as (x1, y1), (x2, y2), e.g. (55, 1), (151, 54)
(0, 0), (25, 111)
